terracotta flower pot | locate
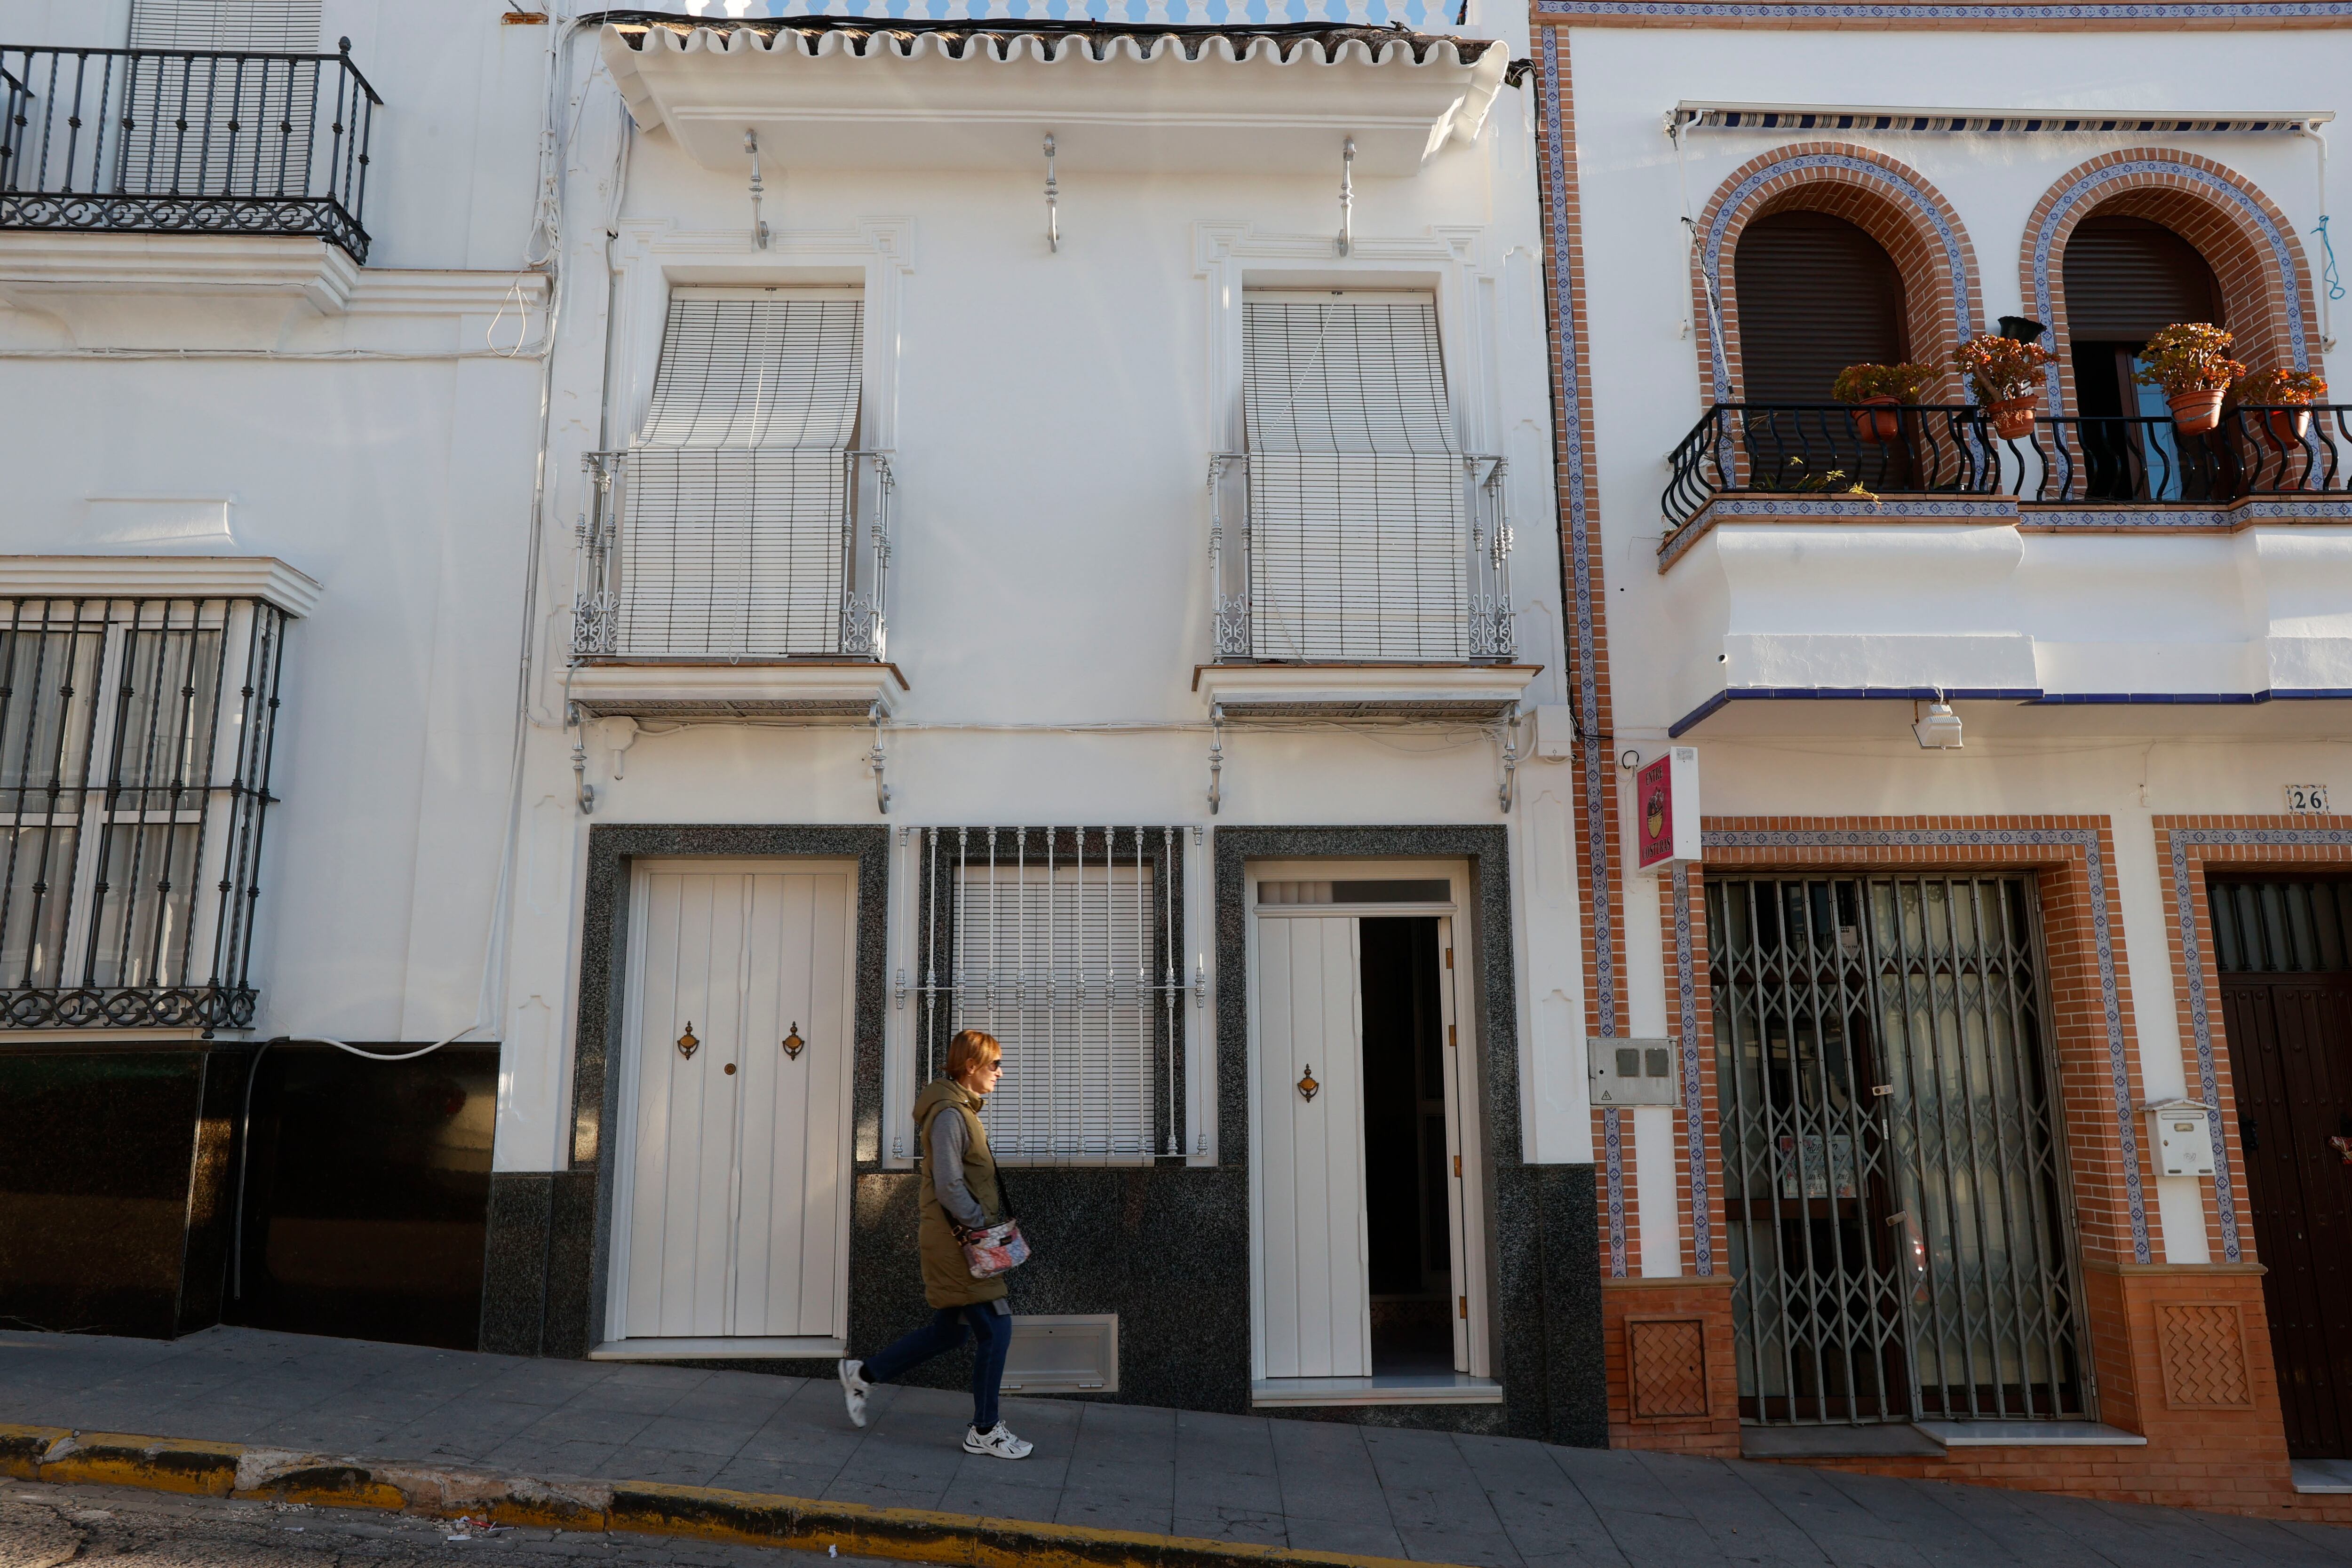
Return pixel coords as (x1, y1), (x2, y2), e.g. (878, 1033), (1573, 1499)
(1988, 394), (2037, 440)
(2170, 388), (2225, 434)
(1850, 396), (1902, 443)
(2264, 406), (2313, 443)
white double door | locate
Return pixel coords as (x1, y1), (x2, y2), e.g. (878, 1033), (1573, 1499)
(609, 859), (855, 1353)
(1252, 903), (1478, 1380)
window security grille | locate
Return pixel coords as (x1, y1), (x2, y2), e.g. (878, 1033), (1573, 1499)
(575, 293), (892, 662)
(910, 828), (1186, 1163)
(1708, 874), (2087, 1425)
(0, 598), (285, 1029)
(1218, 299), (1511, 663)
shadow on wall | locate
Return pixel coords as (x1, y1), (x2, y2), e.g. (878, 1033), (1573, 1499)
(229, 1044), (500, 1351)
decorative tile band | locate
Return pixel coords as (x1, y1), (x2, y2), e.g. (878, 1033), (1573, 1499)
(1672, 863), (1713, 1275)
(2032, 158), (2309, 415)
(2162, 826), (2352, 1263)
(1604, 1104), (1628, 1275)
(1702, 152), (1974, 402)
(1702, 825), (2149, 1262)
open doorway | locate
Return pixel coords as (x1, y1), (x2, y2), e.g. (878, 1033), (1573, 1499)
(1361, 917), (1454, 1375)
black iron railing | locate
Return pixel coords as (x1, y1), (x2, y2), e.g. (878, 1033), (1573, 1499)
(0, 41), (379, 262)
(1665, 402), (2352, 525)
(1993, 405), (2352, 504)
(1663, 404), (2004, 526)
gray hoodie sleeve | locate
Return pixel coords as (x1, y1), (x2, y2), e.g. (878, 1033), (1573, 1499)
(928, 1110), (991, 1231)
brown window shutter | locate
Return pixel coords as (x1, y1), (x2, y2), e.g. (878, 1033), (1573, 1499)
(1731, 211), (1908, 405)
(2061, 215), (2223, 344)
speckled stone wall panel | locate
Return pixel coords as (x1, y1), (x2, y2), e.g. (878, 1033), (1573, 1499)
(540, 1169), (600, 1360)
(477, 1172), (551, 1355)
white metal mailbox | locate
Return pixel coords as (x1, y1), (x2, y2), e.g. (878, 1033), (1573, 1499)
(1591, 1038), (1680, 1107)
(2144, 1100), (2218, 1176)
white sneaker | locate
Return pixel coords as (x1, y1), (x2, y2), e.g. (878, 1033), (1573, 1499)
(838, 1358), (869, 1428)
(962, 1422), (1033, 1460)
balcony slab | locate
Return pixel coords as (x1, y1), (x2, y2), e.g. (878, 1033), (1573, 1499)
(567, 660), (907, 721)
(1194, 662), (1540, 721)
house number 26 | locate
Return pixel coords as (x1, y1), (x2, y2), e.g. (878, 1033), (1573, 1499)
(2285, 784), (2333, 814)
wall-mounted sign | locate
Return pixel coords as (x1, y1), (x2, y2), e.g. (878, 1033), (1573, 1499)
(1631, 746), (1701, 874)
(2285, 783), (2332, 814)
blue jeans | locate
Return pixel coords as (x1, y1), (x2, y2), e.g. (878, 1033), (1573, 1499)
(861, 1305), (1012, 1432)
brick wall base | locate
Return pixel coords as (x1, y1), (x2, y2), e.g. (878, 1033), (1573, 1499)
(1601, 1276), (1740, 1456)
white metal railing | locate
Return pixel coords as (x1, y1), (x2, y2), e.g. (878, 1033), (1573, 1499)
(1207, 451), (1514, 664)
(570, 448), (894, 662)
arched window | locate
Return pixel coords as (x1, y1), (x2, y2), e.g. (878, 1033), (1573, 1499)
(2061, 213), (2224, 422)
(1733, 211), (1908, 404)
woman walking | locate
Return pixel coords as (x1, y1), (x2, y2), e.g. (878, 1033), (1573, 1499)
(838, 1029), (1033, 1459)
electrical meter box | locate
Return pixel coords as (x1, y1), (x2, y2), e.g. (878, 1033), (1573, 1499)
(2145, 1100), (2217, 1176)
(1591, 1037), (1679, 1107)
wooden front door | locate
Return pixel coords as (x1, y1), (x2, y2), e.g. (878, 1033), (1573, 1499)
(2212, 878), (2352, 1459)
(610, 859), (856, 1353)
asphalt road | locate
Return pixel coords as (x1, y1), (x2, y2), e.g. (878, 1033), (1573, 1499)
(0, 1481), (893, 1568)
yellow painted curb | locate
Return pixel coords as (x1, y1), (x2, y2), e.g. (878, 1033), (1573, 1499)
(0, 1423), (1437, 1568)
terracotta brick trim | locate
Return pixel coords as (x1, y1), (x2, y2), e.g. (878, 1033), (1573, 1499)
(2021, 150), (2323, 418)
(1692, 143), (1984, 406)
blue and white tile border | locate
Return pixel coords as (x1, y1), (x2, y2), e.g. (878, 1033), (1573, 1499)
(2162, 824), (2352, 1264)
(1537, 29), (1632, 1277)
(2031, 157), (2310, 415)
(1703, 825), (2152, 1262)
(1671, 863), (1714, 1275)
(1699, 151), (1975, 403)
(1661, 496), (2020, 569)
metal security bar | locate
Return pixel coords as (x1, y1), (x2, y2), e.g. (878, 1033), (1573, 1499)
(0, 43), (379, 262)
(1207, 451), (1513, 662)
(907, 827), (1186, 1163)
(572, 447), (894, 661)
(0, 597), (285, 1030)
(1709, 874), (2088, 1425)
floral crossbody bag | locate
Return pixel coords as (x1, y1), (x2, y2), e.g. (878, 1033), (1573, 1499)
(960, 1169), (1031, 1280)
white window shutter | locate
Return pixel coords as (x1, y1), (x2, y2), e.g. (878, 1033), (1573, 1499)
(620, 293), (864, 658)
(130, 1), (324, 50)
(1243, 301), (1469, 661)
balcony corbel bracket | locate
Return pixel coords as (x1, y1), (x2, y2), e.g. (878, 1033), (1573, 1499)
(745, 129), (772, 250)
(1208, 703), (1225, 816)
(1497, 706), (1521, 814)
(1335, 136), (1355, 258)
(1044, 133), (1060, 253)
(569, 699), (596, 816)
(869, 701), (893, 816)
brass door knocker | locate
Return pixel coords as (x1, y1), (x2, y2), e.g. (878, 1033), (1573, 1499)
(1297, 1064), (1319, 1102)
(782, 1023), (805, 1060)
(675, 1022), (699, 1060)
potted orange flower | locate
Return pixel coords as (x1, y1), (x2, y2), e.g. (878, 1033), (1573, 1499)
(1953, 332), (2055, 439)
(2230, 367), (2328, 442)
(1831, 362), (1937, 443)
(2131, 323), (2245, 434)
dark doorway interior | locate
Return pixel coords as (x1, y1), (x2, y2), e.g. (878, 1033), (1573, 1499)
(2062, 214), (2225, 499)
(1359, 916), (1453, 1375)
(2210, 878), (2352, 1460)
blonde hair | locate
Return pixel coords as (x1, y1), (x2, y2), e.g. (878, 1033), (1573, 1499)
(946, 1029), (1001, 1081)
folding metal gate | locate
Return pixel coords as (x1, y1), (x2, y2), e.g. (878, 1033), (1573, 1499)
(1707, 874), (2090, 1425)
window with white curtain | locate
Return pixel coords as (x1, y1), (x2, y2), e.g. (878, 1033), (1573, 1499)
(1242, 294), (1470, 661)
(129, 0), (323, 49)
(616, 290), (865, 658)
(911, 827), (1186, 1164)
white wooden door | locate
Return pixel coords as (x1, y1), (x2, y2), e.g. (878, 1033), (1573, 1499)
(1436, 916), (1471, 1371)
(615, 860), (854, 1348)
(1255, 914), (1371, 1378)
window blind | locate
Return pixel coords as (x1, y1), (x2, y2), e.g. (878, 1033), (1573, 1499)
(1243, 299), (1468, 661)
(619, 293), (864, 658)
(129, 0), (323, 49)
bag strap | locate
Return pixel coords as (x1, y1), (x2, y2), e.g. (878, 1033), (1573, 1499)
(993, 1166), (1015, 1223)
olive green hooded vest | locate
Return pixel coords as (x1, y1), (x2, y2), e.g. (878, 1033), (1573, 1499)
(913, 1078), (1008, 1309)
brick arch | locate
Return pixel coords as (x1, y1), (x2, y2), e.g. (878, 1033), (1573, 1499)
(1693, 143), (1985, 404)
(2024, 150), (2322, 416)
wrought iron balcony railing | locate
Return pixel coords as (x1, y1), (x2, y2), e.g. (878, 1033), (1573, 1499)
(0, 41), (379, 262)
(1664, 402), (2352, 526)
(1207, 451), (1515, 665)
(570, 449), (895, 663)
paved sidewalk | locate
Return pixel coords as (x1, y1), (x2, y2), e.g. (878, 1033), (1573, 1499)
(4, 1327), (2349, 1568)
